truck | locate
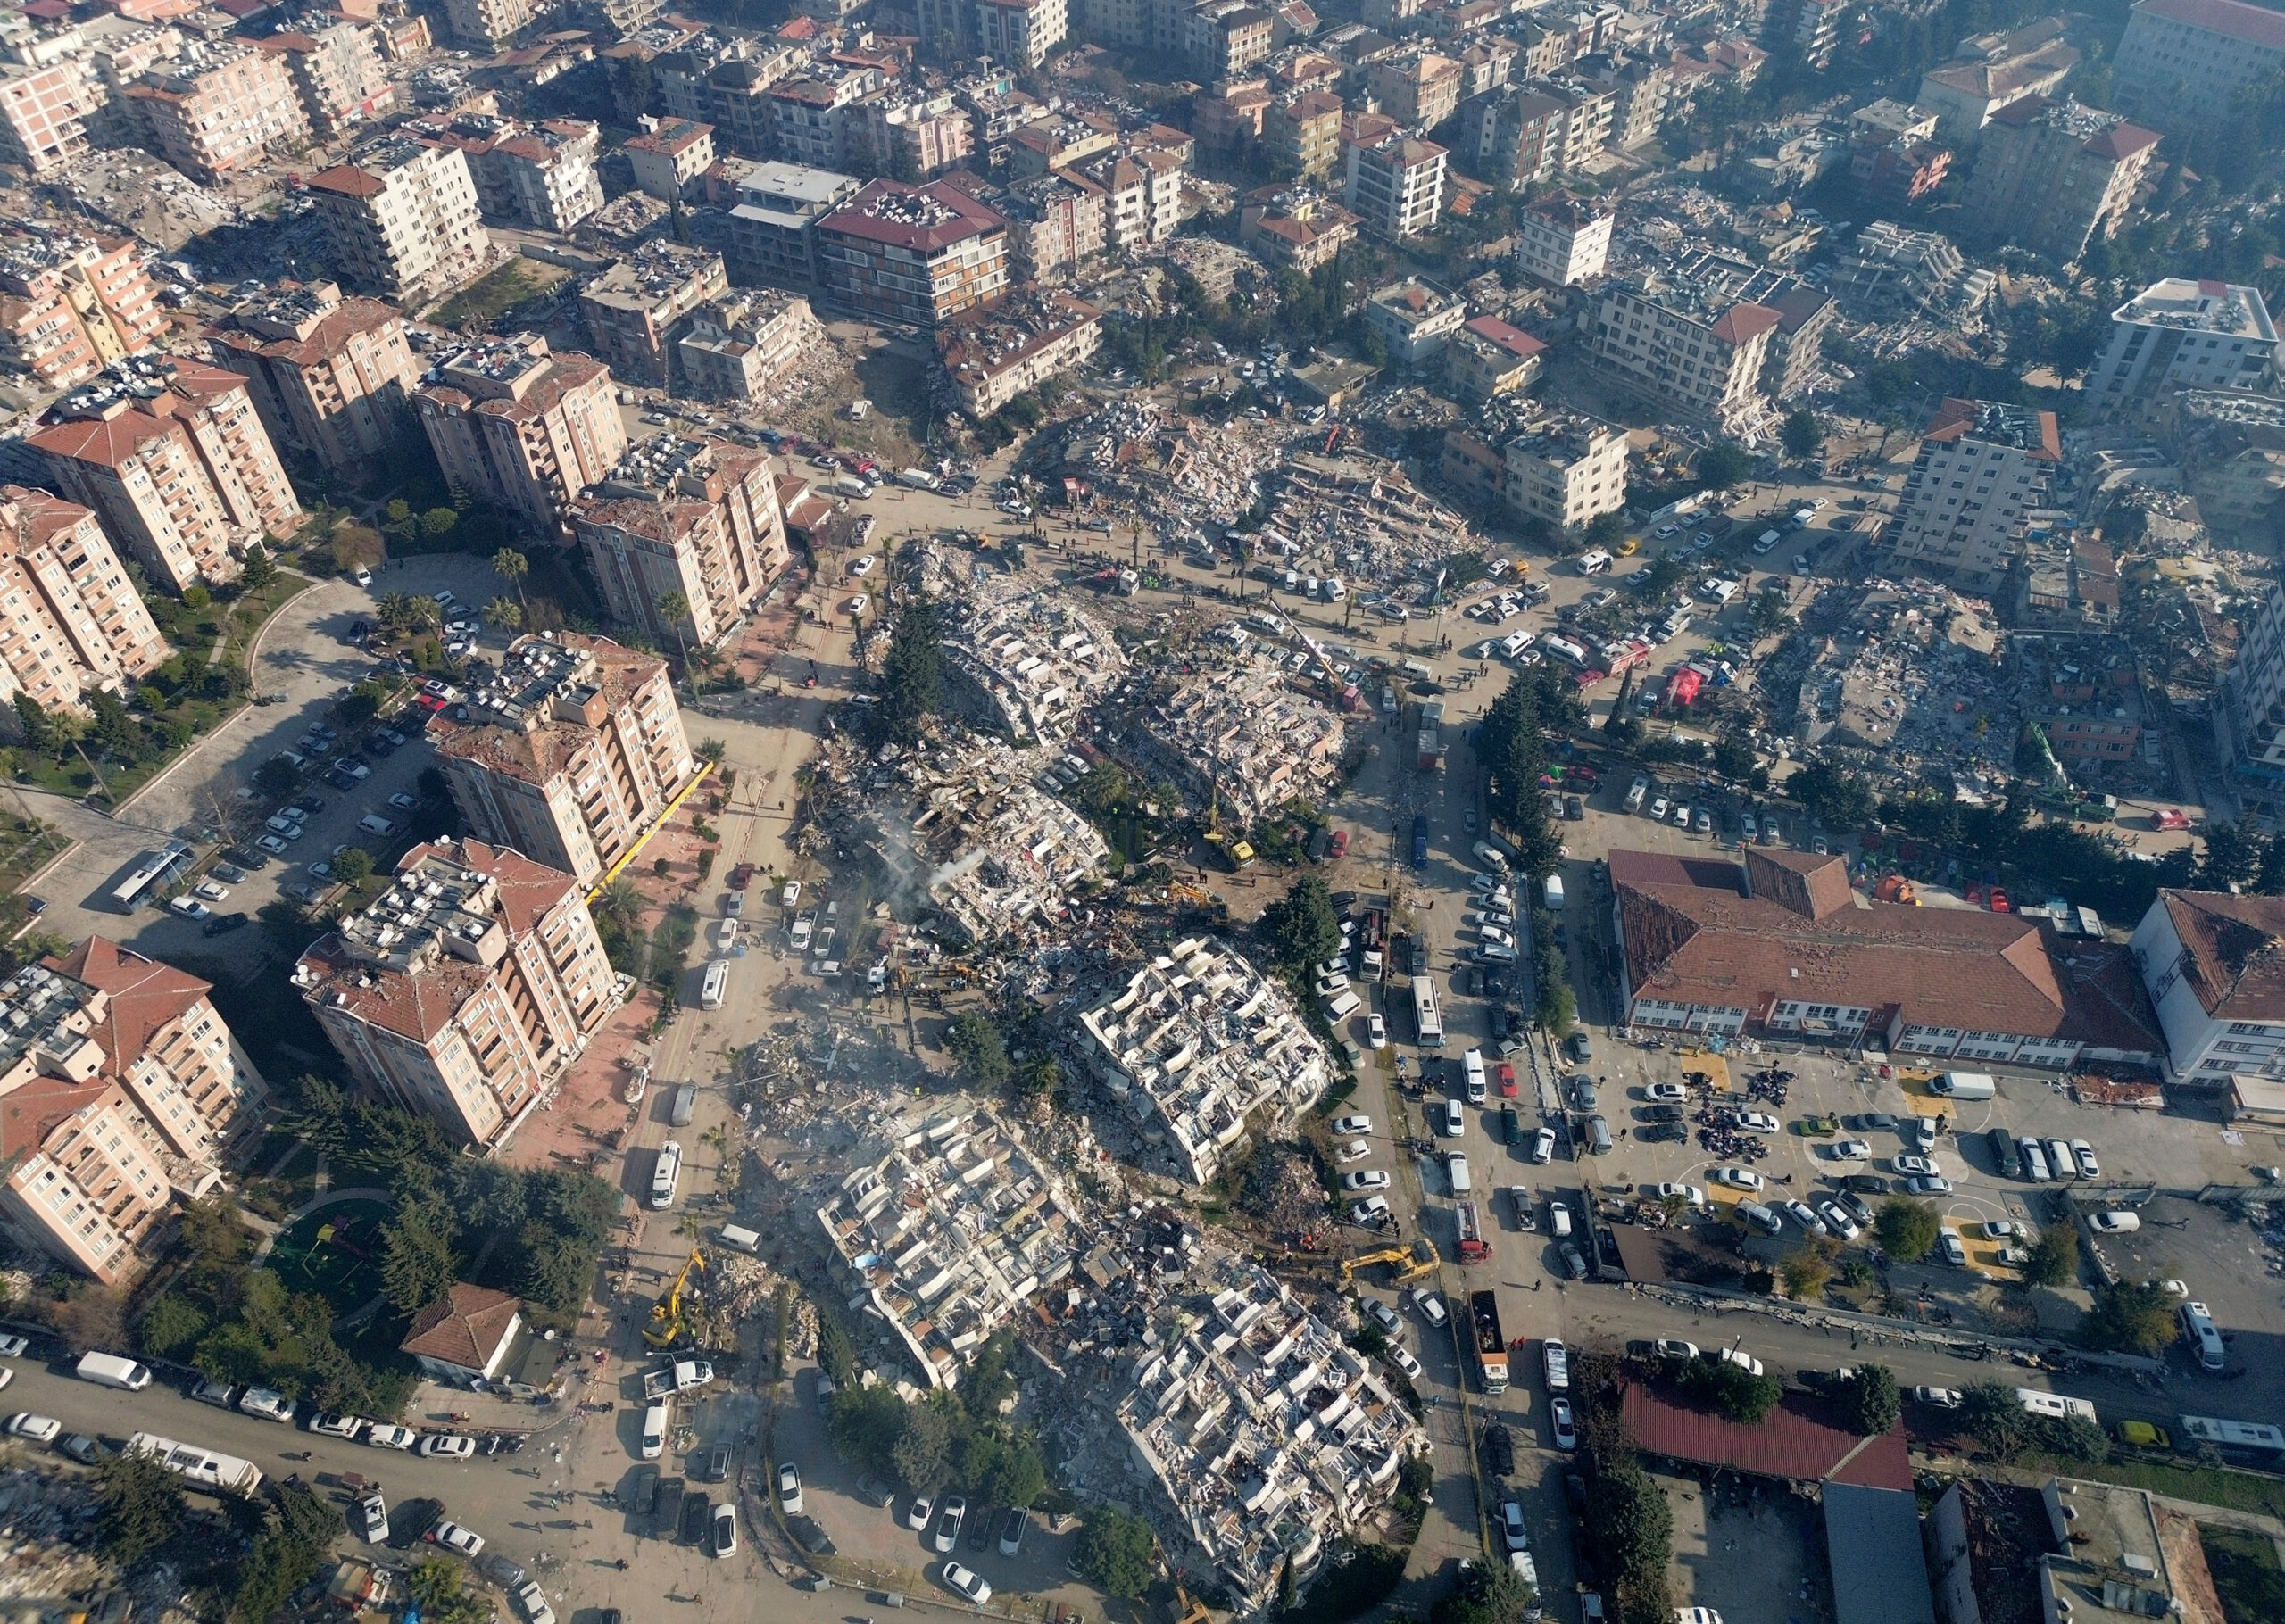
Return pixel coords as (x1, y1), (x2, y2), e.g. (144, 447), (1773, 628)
(1470, 1290), (1509, 1393)
(1624, 776), (1649, 813)
(643, 1359), (717, 1400)
(74, 1351), (153, 1391)
(1455, 1199), (1490, 1263)
(1542, 1338), (1570, 1392)
(1544, 874), (1566, 910)
(1417, 725), (1442, 772)
(1932, 1071), (1997, 1100)
(126, 1432), (262, 1496)
(1410, 814), (1429, 869)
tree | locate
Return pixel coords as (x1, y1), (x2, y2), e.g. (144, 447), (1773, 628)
(13, 692), (55, 754)
(89, 690), (139, 760)
(1959, 1381), (2032, 1459)
(1835, 1364), (1901, 1436)
(2200, 820), (2265, 891)
(1874, 1197), (1940, 1261)
(239, 543), (278, 592)
(1674, 1356), (1782, 1422)
(485, 598), (523, 632)
(657, 589), (692, 674)
(892, 1397), (953, 1494)
(332, 848), (375, 885)
(1749, 589), (1791, 640)
(1259, 872), (1342, 976)
(2081, 1279), (2181, 1355)
(1779, 409), (1824, 462)
(2023, 1223), (2078, 1287)
(944, 1011), (1011, 1094)
(1074, 1505), (1157, 1598)
(1583, 510), (1629, 548)
(1782, 1236), (1838, 1299)
(827, 1383), (910, 1478)
(93, 1452), (187, 1564)
(378, 1196), (460, 1317)
(1695, 440), (1751, 491)
(1433, 1557), (1534, 1624)
(421, 507), (458, 539)
(1789, 758), (1874, 832)
(875, 597), (944, 745)
(137, 1291), (209, 1359)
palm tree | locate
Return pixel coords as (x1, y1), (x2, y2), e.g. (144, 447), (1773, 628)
(485, 597), (523, 632)
(494, 548), (529, 615)
(657, 590), (691, 681)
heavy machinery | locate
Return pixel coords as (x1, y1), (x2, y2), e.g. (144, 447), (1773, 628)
(1335, 1237), (1439, 1288)
(643, 1247), (707, 1349)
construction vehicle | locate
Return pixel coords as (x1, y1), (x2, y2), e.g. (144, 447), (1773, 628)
(1471, 1289), (1509, 1393)
(644, 1247), (707, 1349)
(1201, 791), (1256, 871)
(1336, 1236), (1440, 1288)
(1172, 1585), (1212, 1624)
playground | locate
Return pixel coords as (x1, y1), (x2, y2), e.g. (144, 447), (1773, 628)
(266, 1197), (394, 1315)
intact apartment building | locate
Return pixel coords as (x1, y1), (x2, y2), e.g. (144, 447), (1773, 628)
(414, 336), (627, 536)
(0, 485), (169, 713)
(939, 290), (1102, 417)
(310, 137), (492, 301)
(433, 632), (695, 888)
(295, 838), (616, 1148)
(122, 42), (309, 183)
(1514, 193), (1612, 286)
(1614, 847), (2157, 1067)
(254, 21), (392, 137)
(439, 0), (556, 48)
(571, 435), (790, 652)
(0, 230), (169, 390)
(207, 280), (420, 470)
(975, 0), (1068, 67)
(0, 56), (101, 175)
(1960, 95), (2160, 263)
(1238, 185), (1358, 273)
(677, 289), (818, 402)
(0, 941), (269, 1285)
(1342, 116), (1447, 241)
(2084, 277), (2277, 422)
(2127, 889), (2285, 1109)
(1503, 413), (1629, 534)
(2216, 574), (2285, 781)
(1589, 279), (1781, 435)
(1915, 17), (2080, 141)
(578, 241), (730, 389)
(31, 358), (303, 593)
(1885, 396), (2060, 592)
(412, 113), (604, 235)
(1364, 278), (1468, 366)
(815, 178), (1010, 327)
(2115, 0), (2285, 129)
(625, 116), (716, 200)
(1267, 90), (1343, 178)
(727, 161), (861, 287)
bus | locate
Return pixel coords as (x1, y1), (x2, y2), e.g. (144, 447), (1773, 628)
(2178, 1301), (2226, 1371)
(110, 841), (193, 911)
(1412, 974), (1443, 1048)
(2180, 1415), (2285, 1454)
(125, 1432), (262, 1496)
(2012, 1388), (2097, 1422)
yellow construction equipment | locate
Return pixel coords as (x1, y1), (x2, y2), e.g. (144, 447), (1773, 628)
(643, 1247), (707, 1349)
(1335, 1238), (1439, 1287)
(1336, 1247), (1410, 1286)
(1391, 1235), (1440, 1284)
(1172, 1586), (1211, 1624)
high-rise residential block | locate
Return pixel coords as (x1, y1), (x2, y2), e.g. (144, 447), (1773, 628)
(1590, 280), (1781, 435)
(432, 632), (695, 886)
(0, 229), (169, 390)
(677, 289), (820, 402)
(439, 0), (555, 49)
(573, 435), (790, 652)
(624, 116), (716, 200)
(309, 136), (493, 301)
(255, 21), (393, 137)
(975, 0), (1068, 66)
(1266, 89), (1343, 178)
(2085, 277), (2278, 421)
(577, 241), (729, 390)
(1763, 0), (1847, 69)
(2220, 575), (2285, 779)
(1076, 146), (1183, 252)
(1502, 413), (1629, 534)
(2115, 0), (2285, 130)
(414, 336), (625, 537)
(1514, 192), (1612, 286)
(31, 359), (303, 593)
(0, 58), (100, 175)
(1342, 115), (1447, 241)
(1915, 18), (2081, 142)
(938, 289), (1102, 416)
(1960, 95), (2160, 264)
(0, 941), (268, 1284)
(295, 838), (615, 1148)
(816, 178), (1010, 327)
(412, 112), (604, 235)
(207, 279), (420, 470)
(727, 161), (862, 287)
(122, 42), (310, 183)
(1885, 397), (2060, 592)
(0, 485), (170, 713)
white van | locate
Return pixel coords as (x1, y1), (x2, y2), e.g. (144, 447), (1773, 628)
(1325, 990), (1362, 1021)
(2180, 1301), (2226, 1371)
(1577, 550), (1612, 576)
(641, 1403), (669, 1459)
(719, 1223), (761, 1255)
(651, 1141), (683, 1209)
(714, 918), (738, 953)
(1446, 1151), (1472, 1194)
(75, 1351), (153, 1391)
(357, 814), (397, 838)
(237, 1387), (295, 1423)
(1400, 659), (1433, 681)
(701, 961), (728, 1009)
(1932, 1071), (1997, 1100)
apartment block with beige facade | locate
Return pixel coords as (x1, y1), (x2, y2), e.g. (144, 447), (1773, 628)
(573, 435), (789, 653)
(294, 838), (614, 1148)
(310, 136), (492, 302)
(415, 336), (626, 537)
(256, 21), (392, 137)
(975, 0), (1067, 67)
(0, 57), (101, 175)
(440, 0), (557, 49)
(1503, 413), (1630, 534)
(432, 633), (695, 887)
(0, 941), (268, 1285)
(676, 289), (820, 402)
(0, 229), (168, 391)
(939, 289), (1101, 417)
(122, 42), (310, 183)
(1590, 279), (1781, 436)
(411, 112), (605, 235)
(0, 485), (169, 714)
(578, 241), (729, 390)
(207, 280), (420, 471)
(1267, 90), (1343, 178)
(1342, 115), (1447, 241)
(31, 359), (303, 593)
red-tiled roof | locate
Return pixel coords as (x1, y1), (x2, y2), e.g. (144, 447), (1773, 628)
(1464, 314), (1545, 360)
(818, 179), (1005, 253)
(2084, 122), (2161, 160)
(47, 938), (210, 1073)
(1620, 1382), (1914, 1491)
(1710, 302), (1782, 344)
(308, 163), (386, 198)
(2157, 889), (2285, 1021)
(400, 1281), (520, 1369)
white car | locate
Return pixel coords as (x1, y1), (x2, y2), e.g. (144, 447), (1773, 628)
(1479, 926), (1515, 949)
(169, 897), (211, 921)
(365, 1424), (416, 1449)
(1736, 1111), (1781, 1133)
(1550, 1396), (1576, 1450)
(1331, 1114), (1373, 1137)
(1387, 1343), (1424, 1380)
(1529, 1127), (1555, 1164)
(429, 1521), (485, 1557)
(1709, 1166), (1763, 1190)
(906, 1495), (935, 1531)
(2072, 1139), (2100, 1179)
(1784, 1200), (1827, 1236)
(194, 880), (229, 902)
(515, 1580), (556, 1624)
(0, 1337), (24, 1359)
(256, 833), (291, 855)
(1714, 1347), (1765, 1377)
(1940, 1233), (1967, 1265)
(1649, 797), (1671, 821)
(4, 1413), (59, 1443)
(1891, 1155), (1938, 1177)
(1367, 1015), (1387, 1048)
(942, 1562), (992, 1605)
(1350, 1196), (1392, 1224)
(1407, 1288), (1448, 1329)
(1817, 1202), (1861, 1240)
(1913, 1386), (1964, 1408)
(418, 1433), (477, 1458)
(1654, 1182), (1707, 1208)
(1499, 1498), (1530, 1553)
(777, 1461), (803, 1513)
(849, 554), (877, 576)
(843, 594), (869, 617)
(1645, 1082), (1686, 1103)
(2089, 1210), (2140, 1232)
(1651, 1338), (1699, 1360)
(1906, 1175), (1954, 1196)
(356, 1493), (388, 1543)
(1830, 1139), (1872, 1161)
(1979, 1220), (2018, 1240)
(1342, 1170), (1392, 1192)
(1335, 1139), (1371, 1164)
(388, 792), (420, 811)
(1441, 1100), (1467, 1136)
(310, 1413), (364, 1439)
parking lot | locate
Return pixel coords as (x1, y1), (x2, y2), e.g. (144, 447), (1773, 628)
(1663, 1473), (1826, 1624)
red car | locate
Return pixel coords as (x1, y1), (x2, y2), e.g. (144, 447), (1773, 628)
(1988, 888), (2010, 913)
(727, 863), (755, 890)
(1329, 830), (1348, 858)
(1496, 1063), (1518, 1098)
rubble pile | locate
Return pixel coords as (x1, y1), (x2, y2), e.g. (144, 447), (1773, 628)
(1236, 1143), (1331, 1234)
(0, 1466), (188, 1620)
(699, 1252), (818, 1359)
(1119, 648), (1351, 825)
(940, 584), (1126, 747)
(1269, 453), (1477, 580)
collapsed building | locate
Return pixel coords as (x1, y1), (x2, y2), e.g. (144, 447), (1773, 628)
(1069, 935), (1333, 1185)
(940, 586), (1126, 746)
(813, 1106), (1083, 1390)
(1117, 1252), (1425, 1609)
(1126, 651), (1350, 825)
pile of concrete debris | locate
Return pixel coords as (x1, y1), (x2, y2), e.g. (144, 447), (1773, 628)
(700, 1252), (819, 1360)
(0, 1465), (190, 1622)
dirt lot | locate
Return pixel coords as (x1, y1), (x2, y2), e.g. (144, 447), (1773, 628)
(1661, 1469), (1827, 1622)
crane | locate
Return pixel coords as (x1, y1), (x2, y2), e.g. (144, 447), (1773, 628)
(643, 1247), (707, 1349)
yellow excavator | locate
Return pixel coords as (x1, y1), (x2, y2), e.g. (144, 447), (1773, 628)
(644, 1247), (707, 1349)
(1200, 790), (1256, 872)
(1335, 1237), (1439, 1288)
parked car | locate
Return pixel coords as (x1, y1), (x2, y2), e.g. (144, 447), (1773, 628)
(934, 1496), (968, 1553)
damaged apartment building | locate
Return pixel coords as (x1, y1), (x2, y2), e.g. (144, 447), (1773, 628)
(1117, 1252), (1425, 1610)
(1125, 649), (1350, 824)
(940, 585), (1126, 746)
(813, 1106), (1082, 1390)
(847, 740), (1112, 947)
(1069, 936), (1334, 1185)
